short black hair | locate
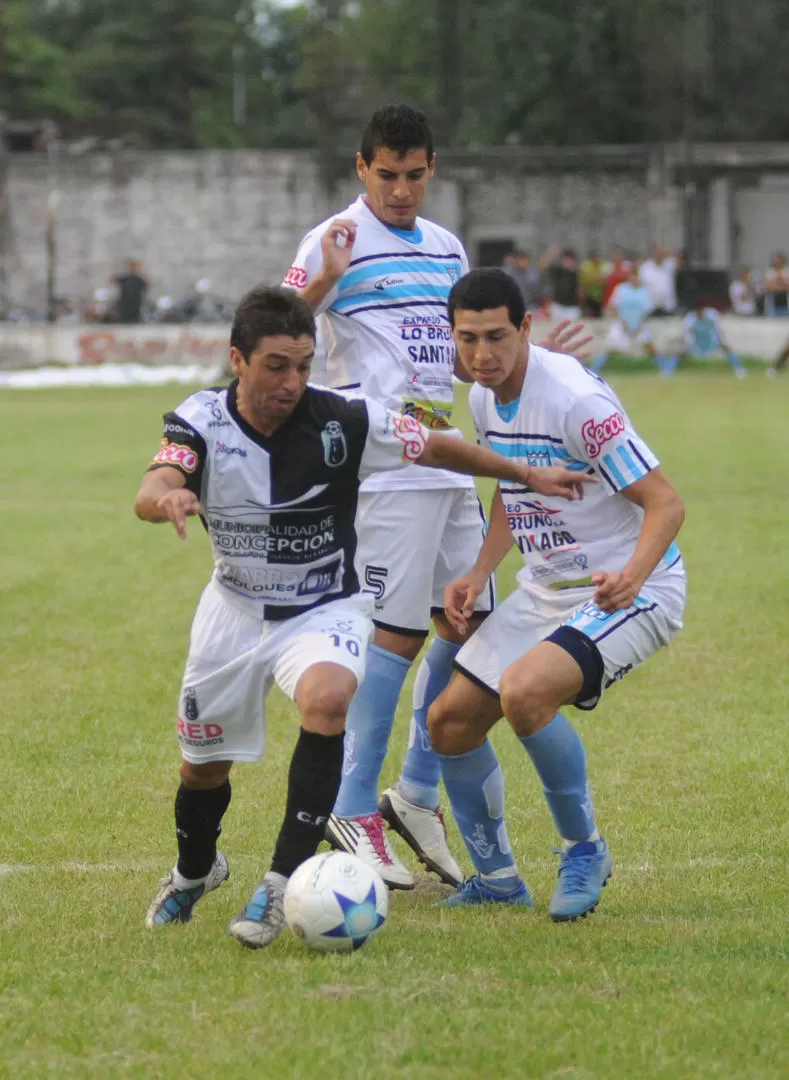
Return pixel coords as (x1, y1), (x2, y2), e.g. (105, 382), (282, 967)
(359, 104), (434, 166)
(230, 285), (315, 361)
(448, 268), (526, 330)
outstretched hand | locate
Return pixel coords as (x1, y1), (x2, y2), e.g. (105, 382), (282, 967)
(156, 489), (201, 540)
(539, 319), (595, 361)
(517, 465), (599, 501)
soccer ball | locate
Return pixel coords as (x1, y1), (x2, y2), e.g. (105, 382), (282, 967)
(284, 851), (388, 953)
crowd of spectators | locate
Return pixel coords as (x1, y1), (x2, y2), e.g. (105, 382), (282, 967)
(502, 245), (789, 320)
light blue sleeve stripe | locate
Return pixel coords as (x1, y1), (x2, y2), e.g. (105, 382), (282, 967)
(602, 452), (628, 489)
(337, 258), (461, 293)
(617, 445), (646, 483)
(332, 283), (451, 312)
(663, 540), (681, 565)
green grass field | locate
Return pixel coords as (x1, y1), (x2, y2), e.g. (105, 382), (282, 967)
(2, 372), (788, 1079)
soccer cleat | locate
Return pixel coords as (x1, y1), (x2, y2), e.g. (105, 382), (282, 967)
(228, 873), (286, 949)
(378, 788), (463, 887)
(325, 812), (415, 890)
(549, 839), (613, 922)
(442, 875), (533, 908)
(145, 852), (229, 928)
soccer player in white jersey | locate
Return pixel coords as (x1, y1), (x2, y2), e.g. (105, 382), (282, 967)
(426, 268), (686, 921)
(135, 284), (591, 947)
(285, 103), (584, 890)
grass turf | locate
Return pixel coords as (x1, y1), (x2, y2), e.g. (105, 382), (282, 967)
(1, 371), (788, 1079)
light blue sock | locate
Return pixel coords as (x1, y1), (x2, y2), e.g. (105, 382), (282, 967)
(726, 350), (745, 375)
(438, 740), (520, 888)
(333, 644), (411, 818)
(397, 636), (459, 811)
(658, 354), (678, 375)
(591, 352), (608, 374)
(519, 712), (596, 843)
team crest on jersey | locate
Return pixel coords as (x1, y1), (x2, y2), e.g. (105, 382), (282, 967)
(447, 264), (460, 283)
(184, 686), (199, 722)
(321, 421), (347, 466)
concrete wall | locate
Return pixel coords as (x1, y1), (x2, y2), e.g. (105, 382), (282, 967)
(4, 143), (789, 311)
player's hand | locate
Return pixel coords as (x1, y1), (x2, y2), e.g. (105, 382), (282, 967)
(539, 319), (595, 361)
(591, 570), (639, 613)
(320, 218), (357, 282)
(444, 573), (488, 636)
(517, 465), (599, 501)
(156, 489), (201, 540)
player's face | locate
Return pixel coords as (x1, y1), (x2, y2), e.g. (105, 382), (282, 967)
(452, 307), (531, 394)
(357, 147), (434, 229)
(230, 334), (314, 428)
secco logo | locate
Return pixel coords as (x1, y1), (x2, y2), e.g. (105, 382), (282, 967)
(581, 411), (625, 458)
(392, 412), (427, 462)
(284, 265), (308, 289)
(152, 440), (198, 473)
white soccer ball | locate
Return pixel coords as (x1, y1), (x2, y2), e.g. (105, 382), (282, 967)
(284, 851), (388, 953)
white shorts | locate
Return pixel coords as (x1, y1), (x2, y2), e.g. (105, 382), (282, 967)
(606, 321), (653, 354)
(176, 583), (374, 764)
(455, 573), (685, 709)
(354, 487), (494, 635)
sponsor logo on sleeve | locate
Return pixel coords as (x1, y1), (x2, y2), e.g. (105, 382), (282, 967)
(581, 411), (625, 459)
(392, 412), (427, 463)
(151, 439), (199, 473)
(164, 422), (193, 437)
(284, 265), (308, 289)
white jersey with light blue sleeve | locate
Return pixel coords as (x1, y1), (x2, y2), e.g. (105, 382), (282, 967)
(469, 345), (685, 597)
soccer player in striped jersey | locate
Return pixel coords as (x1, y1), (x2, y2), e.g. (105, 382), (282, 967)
(285, 104), (588, 891)
(427, 268), (686, 921)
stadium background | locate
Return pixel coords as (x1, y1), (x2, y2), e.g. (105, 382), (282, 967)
(2, 3), (789, 1078)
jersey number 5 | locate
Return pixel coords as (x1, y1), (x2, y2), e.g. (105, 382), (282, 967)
(362, 564), (388, 600)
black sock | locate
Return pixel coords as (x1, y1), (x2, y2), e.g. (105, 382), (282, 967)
(270, 729), (344, 879)
(175, 779), (231, 880)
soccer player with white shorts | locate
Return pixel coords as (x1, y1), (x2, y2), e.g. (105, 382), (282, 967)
(286, 103), (587, 890)
(135, 284), (592, 947)
(426, 268), (686, 921)
(592, 265), (664, 375)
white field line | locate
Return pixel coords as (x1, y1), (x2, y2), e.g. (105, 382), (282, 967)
(0, 854), (771, 879)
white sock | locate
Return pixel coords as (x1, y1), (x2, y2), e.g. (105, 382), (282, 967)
(172, 866), (209, 889)
(562, 828), (600, 853)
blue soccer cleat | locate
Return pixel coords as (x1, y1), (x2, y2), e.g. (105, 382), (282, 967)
(228, 873), (286, 949)
(443, 874), (533, 908)
(549, 839), (613, 922)
(145, 852), (229, 928)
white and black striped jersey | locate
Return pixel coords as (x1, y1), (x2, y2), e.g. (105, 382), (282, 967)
(147, 382), (429, 619)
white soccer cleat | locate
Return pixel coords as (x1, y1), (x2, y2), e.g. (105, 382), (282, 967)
(145, 851), (229, 928)
(379, 788), (463, 888)
(228, 872), (286, 949)
(325, 812), (415, 890)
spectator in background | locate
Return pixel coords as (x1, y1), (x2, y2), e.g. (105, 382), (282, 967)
(639, 246), (677, 316)
(541, 246), (581, 320)
(602, 247), (630, 308)
(502, 250), (543, 312)
(578, 251), (607, 317)
(113, 258), (149, 324)
(729, 268), (759, 316)
(763, 252), (789, 317)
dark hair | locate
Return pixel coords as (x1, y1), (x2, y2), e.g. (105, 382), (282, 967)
(448, 268), (526, 330)
(230, 285), (315, 361)
(359, 104), (434, 166)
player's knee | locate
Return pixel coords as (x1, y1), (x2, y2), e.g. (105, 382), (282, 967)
(499, 671), (554, 737)
(427, 695), (463, 755)
(180, 759), (232, 789)
(299, 684), (354, 730)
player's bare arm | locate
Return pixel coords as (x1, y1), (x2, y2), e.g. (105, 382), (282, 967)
(134, 467), (200, 541)
(592, 469), (685, 613)
(418, 430), (599, 500)
(444, 486), (514, 635)
(299, 219), (358, 311)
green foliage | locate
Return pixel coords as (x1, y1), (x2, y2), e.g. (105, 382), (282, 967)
(3, 0), (789, 147)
